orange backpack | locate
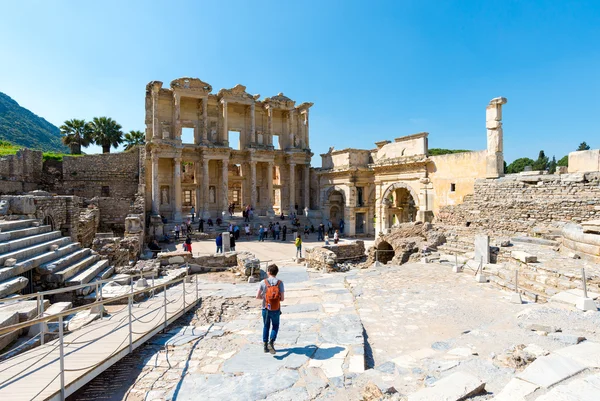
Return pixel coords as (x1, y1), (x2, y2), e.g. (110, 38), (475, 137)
(264, 279), (281, 311)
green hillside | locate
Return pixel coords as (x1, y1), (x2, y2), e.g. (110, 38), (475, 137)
(0, 92), (67, 152)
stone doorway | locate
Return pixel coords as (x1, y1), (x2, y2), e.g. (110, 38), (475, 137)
(386, 187), (417, 228)
(327, 189), (345, 227)
(355, 213), (365, 234)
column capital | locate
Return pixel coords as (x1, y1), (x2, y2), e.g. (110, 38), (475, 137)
(174, 156), (181, 163)
(151, 150), (159, 161)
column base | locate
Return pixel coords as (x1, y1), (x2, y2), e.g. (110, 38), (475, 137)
(173, 212), (183, 223)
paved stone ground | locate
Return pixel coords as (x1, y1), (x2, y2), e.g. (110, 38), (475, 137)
(70, 253), (600, 401)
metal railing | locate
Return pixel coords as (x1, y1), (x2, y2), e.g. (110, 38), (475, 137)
(0, 271), (201, 401)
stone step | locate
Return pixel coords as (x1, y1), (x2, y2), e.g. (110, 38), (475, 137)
(77, 265), (115, 296)
(0, 225), (51, 242)
(0, 231), (63, 255)
(0, 299), (50, 322)
(47, 254), (100, 284)
(0, 237), (71, 267)
(487, 275), (548, 302)
(0, 219), (37, 232)
(0, 311), (20, 352)
(37, 248), (92, 275)
(0, 276), (29, 299)
(3, 243), (82, 281)
(66, 259), (109, 287)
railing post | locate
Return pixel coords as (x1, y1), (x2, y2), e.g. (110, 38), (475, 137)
(58, 315), (65, 401)
(183, 277), (186, 311)
(375, 250), (378, 263)
(128, 294), (133, 354)
(95, 282), (99, 302)
(163, 284), (168, 331)
(40, 296), (45, 346)
(151, 273), (155, 298)
(196, 274), (199, 303)
(582, 268), (588, 299)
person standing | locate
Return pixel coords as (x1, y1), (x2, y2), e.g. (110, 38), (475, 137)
(334, 229), (339, 244)
(317, 223), (324, 241)
(274, 222), (280, 240)
(229, 232), (236, 251)
(185, 235), (193, 254)
(198, 218), (204, 233)
(190, 206), (195, 222)
(256, 264), (284, 354)
(216, 233), (223, 253)
(327, 220), (333, 236)
(174, 224), (180, 240)
(258, 225), (265, 242)
(295, 234), (303, 259)
(245, 224), (251, 238)
(282, 225), (287, 241)
(339, 219), (345, 234)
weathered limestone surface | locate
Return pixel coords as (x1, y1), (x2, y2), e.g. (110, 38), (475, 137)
(305, 241), (365, 271)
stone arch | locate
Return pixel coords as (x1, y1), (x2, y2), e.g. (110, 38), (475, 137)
(376, 240), (395, 264)
(322, 185), (347, 207)
(380, 182), (419, 207)
(43, 215), (55, 231)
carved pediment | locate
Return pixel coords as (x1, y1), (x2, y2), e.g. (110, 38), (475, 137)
(264, 92), (295, 109)
(218, 84), (255, 102)
(170, 77), (212, 94)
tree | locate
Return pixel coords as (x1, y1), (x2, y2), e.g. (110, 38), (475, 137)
(60, 119), (92, 154)
(506, 157), (535, 174)
(577, 142), (591, 151)
(532, 150), (549, 171)
(548, 155), (557, 174)
(89, 117), (123, 153)
(557, 155), (569, 167)
(123, 130), (145, 151)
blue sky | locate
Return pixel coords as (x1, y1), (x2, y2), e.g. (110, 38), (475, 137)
(1, 0), (599, 164)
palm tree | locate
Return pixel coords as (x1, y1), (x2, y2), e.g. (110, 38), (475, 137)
(89, 117), (123, 153)
(123, 130), (145, 151)
(60, 119), (92, 154)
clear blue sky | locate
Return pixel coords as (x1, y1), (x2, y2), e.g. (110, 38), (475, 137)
(1, 0), (599, 164)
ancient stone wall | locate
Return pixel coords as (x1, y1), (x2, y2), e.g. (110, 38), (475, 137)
(62, 148), (141, 199)
(437, 172), (600, 234)
(97, 197), (135, 234)
(0, 149), (43, 194)
(77, 206), (100, 248)
(306, 241), (365, 271)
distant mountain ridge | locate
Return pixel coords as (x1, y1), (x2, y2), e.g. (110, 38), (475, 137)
(0, 92), (67, 152)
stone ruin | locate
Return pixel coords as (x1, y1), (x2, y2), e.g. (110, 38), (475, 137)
(305, 240), (366, 271)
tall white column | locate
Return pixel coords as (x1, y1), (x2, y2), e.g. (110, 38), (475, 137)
(152, 88), (160, 139)
(173, 157), (182, 221)
(202, 158), (210, 218)
(267, 107), (273, 146)
(222, 158), (229, 214)
(304, 164), (310, 210)
(288, 109), (295, 148)
(267, 161), (274, 215)
(194, 161), (201, 213)
(222, 100), (228, 145)
(250, 161), (257, 208)
(289, 162), (296, 214)
(173, 92), (181, 140)
(151, 151), (159, 214)
(250, 103), (256, 144)
(202, 96), (208, 143)
(304, 110), (310, 149)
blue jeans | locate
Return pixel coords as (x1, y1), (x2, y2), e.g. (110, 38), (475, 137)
(216, 246), (222, 253)
(262, 309), (281, 343)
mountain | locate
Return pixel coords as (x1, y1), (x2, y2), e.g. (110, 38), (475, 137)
(0, 92), (67, 153)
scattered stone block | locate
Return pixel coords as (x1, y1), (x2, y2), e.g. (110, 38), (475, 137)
(526, 324), (560, 333)
(135, 278), (149, 288)
(474, 234), (490, 264)
(549, 333), (586, 345)
(363, 382), (384, 401)
(475, 273), (488, 283)
(0, 311), (19, 351)
(247, 276), (257, 284)
(511, 292), (523, 304)
(492, 378), (539, 401)
(500, 239), (511, 247)
(50, 244), (59, 251)
(554, 342), (600, 368)
(4, 258), (16, 267)
(511, 251), (537, 263)
(517, 353), (586, 388)
(407, 371), (485, 401)
(452, 265), (463, 273)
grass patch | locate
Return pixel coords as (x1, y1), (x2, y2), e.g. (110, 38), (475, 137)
(0, 140), (73, 161)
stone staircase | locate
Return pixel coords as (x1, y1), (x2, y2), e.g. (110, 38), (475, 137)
(0, 218), (115, 299)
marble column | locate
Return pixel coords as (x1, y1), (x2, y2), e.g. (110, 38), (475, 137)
(151, 151), (159, 215)
(222, 158), (229, 214)
(173, 157), (182, 221)
(288, 110), (295, 148)
(289, 162), (296, 214)
(304, 164), (310, 210)
(202, 158), (210, 219)
(267, 107), (273, 146)
(250, 103), (256, 144)
(202, 96), (208, 143)
(303, 110), (310, 149)
(267, 161), (274, 215)
(194, 161), (201, 213)
(250, 161), (257, 208)
(173, 92), (181, 140)
(222, 100), (228, 145)
(152, 88), (160, 139)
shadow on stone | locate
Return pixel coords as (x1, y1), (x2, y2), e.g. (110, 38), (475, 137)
(274, 345), (345, 361)
(363, 327), (375, 369)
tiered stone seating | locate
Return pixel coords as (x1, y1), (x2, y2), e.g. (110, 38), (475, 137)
(0, 219), (115, 299)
